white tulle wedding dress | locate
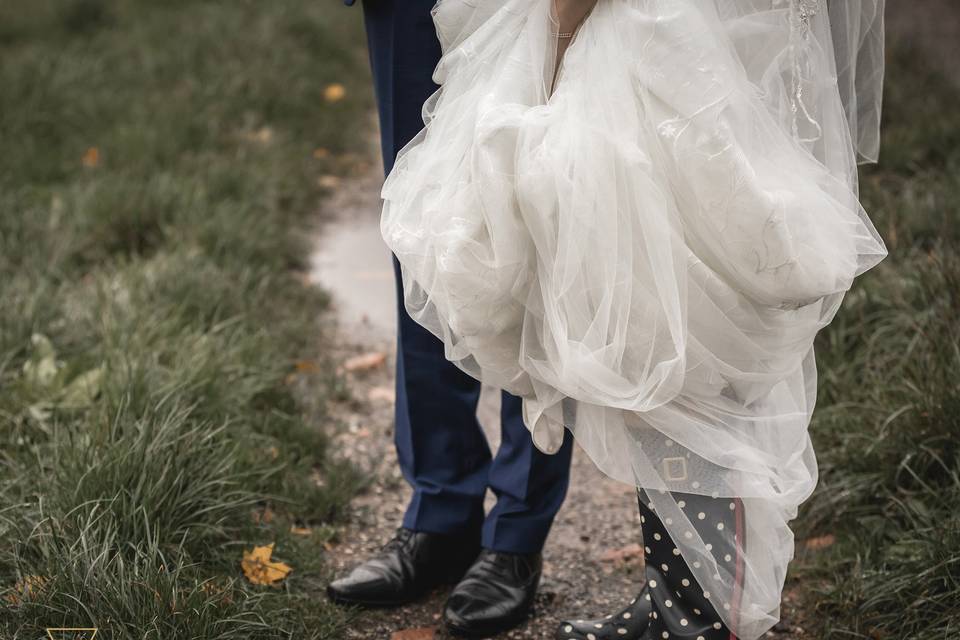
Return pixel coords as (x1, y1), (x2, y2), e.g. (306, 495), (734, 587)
(380, 0), (886, 637)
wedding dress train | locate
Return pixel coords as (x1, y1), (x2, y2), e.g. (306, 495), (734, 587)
(380, 1), (886, 637)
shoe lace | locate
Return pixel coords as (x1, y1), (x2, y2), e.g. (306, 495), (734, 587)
(381, 527), (415, 554)
(470, 549), (515, 580)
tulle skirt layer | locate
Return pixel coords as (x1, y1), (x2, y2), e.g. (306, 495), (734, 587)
(380, 1), (886, 637)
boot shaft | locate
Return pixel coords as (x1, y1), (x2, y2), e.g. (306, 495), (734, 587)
(638, 489), (745, 640)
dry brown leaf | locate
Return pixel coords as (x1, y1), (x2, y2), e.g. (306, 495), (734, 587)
(600, 543), (645, 564)
(199, 580), (235, 605)
(367, 386), (396, 403)
(241, 543), (292, 586)
(324, 83), (346, 103)
(251, 506), (274, 525)
(390, 628), (437, 640)
(294, 360), (319, 374)
(354, 426), (372, 439)
(290, 525), (312, 536)
(804, 534), (836, 550)
(81, 147), (100, 168)
(4, 574), (47, 604)
(343, 351), (387, 373)
(313, 147), (330, 159)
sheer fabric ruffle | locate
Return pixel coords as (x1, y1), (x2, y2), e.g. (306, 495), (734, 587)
(380, 1), (886, 637)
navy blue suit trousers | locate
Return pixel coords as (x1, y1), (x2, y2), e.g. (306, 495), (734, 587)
(355, 0), (573, 554)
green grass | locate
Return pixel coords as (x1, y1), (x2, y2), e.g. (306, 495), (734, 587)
(0, 0), (372, 637)
(796, 40), (960, 639)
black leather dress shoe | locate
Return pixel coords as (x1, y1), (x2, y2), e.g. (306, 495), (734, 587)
(326, 527), (480, 607)
(443, 549), (542, 637)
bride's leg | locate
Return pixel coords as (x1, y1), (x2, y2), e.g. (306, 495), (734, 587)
(639, 489), (746, 640)
(554, 489), (746, 640)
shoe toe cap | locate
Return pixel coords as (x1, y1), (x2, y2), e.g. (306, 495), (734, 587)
(327, 566), (399, 603)
(556, 615), (648, 640)
(556, 619), (602, 639)
(444, 591), (494, 624)
(444, 589), (527, 633)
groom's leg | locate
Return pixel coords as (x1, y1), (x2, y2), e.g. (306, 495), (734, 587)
(392, 256), (492, 534)
(361, 0), (439, 176)
(363, 0), (492, 536)
(483, 392), (574, 553)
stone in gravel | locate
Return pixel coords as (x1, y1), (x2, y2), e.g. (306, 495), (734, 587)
(368, 386), (396, 403)
(600, 543), (644, 565)
(343, 351), (387, 372)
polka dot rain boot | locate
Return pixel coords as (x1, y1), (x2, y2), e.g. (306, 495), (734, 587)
(639, 489), (745, 640)
(555, 586), (652, 640)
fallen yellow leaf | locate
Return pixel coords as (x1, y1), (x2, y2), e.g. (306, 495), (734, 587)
(290, 525), (312, 536)
(241, 543), (292, 586)
(81, 147), (100, 168)
(324, 83), (346, 103)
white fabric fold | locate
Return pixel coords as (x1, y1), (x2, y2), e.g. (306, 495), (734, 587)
(380, 1), (886, 637)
